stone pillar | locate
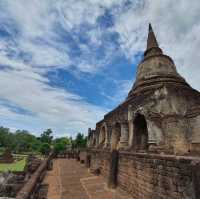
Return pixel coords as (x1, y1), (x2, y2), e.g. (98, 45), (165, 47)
(128, 105), (134, 148)
(128, 120), (134, 148)
(147, 120), (157, 151)
(95, 132), (99, 148)
(111, 128), (116, 150)
(87, 128), (91, 147)
(119, 122), (129, 149)
(104, 125), (111, 148)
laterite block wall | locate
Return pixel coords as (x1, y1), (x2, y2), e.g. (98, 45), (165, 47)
(118, 152), (199, 199)
(88, 150), (200, 199)
(89, 149), (110, 179)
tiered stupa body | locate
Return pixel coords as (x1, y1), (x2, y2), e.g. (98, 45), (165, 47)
(128, 24), (190, 97)
(88, 24), (200, 155)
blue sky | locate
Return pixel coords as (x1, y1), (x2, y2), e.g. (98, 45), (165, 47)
(0, 0), (200, 137)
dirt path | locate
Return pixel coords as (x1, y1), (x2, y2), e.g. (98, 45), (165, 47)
(44, 159), (132, 199)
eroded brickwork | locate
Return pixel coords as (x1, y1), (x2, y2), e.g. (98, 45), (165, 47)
(90, 149), (110, 179)
(87, 24), (200, 199)
(87, 150), (200, 199)
(118, 153), (197, 199)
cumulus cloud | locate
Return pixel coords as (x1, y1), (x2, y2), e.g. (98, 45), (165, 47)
(0, 67), (107, 136)
(0, 0), (199, 136)
(113, 0), (200, 90)
(0, 0), (117, 135)
(0, 0), (123, 73)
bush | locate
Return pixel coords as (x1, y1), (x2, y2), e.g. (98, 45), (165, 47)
(39, 143), (50, 156)
(54, 142), (66, 154)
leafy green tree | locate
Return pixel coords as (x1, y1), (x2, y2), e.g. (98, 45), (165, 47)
(40, 129), (53, 144)
(73, 133), (87, 149)
(54, 137), (70, 145)
(54, 142), (65, 154)
(0, 127), (14, 149)
(53, 137), (70, 154)
(14, 130), (40, 153)
(0, 126), (90, 155)
(14, 130), (27, 152)
(40, 143), (51, 156)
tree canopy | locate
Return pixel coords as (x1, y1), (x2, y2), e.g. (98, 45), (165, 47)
(39, 128), (53, 144)
(72, 133), (87, 149)
(0, 126), (87, 155)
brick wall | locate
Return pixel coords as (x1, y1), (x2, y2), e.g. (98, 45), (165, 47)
(118, 152), (199, 199)
(90, 149), (110, 179)
(88, 149), (200, 199)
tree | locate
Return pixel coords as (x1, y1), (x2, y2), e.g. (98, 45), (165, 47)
(40, 129), (53, 144)
(0, 127), (14, 149)
(73, 133), (87, 149)
(54, 142), (65, 154)
(40, 143), (51, 156)
(53, 137), (70, 154)
(14, 130), (40, 153)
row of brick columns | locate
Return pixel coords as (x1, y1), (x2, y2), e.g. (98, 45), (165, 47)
(87, 121), (131, 149)
(105, 122), (129, 149)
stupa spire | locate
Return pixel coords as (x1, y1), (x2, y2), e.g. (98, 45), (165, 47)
(144, 23), (162, 57)
(127, 23), (185, 98)
(147, 23), (159, 50)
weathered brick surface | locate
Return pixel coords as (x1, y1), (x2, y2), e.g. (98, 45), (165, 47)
(89, 149), (110, 179)
(86, 24), (200, 199)
(118, 152), (197, 199)
(89, 150), (200, 199)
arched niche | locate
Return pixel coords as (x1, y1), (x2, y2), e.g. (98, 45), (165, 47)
(133, 114), (148, 151)
(99, 126), (106, 147)
(111, 123), (121, 150)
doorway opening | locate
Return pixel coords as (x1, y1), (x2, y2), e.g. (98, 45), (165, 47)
(133, 114), (148, 151)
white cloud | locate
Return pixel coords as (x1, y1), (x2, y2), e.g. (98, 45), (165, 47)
(0, 0), (123, 73)
(58, 0), (124, 29)
(0, 0), (200, 137)
(0, 0), (119, 136)
(0, 68), (107, 136)
(113, 0), (200, 90)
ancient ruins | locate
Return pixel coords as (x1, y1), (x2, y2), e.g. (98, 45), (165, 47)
(0, 154), (51, 199)
(1, 24), (200, 199)
(86, 24), (200, 198)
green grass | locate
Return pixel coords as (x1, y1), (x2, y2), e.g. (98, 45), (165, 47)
(0, 158), (26, 172)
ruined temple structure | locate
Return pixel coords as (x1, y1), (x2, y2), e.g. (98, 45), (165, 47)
(86, 24), (200, 198)
(88, 23), (200, 155)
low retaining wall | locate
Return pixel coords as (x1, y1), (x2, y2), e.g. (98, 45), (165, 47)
(118, 152), (200, 199)
(16, 154), (53, 199)
(87, 149), (200, 199)
(89, 149), (110, 178)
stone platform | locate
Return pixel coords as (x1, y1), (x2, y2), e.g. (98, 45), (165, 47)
(43, 159), (133, 199)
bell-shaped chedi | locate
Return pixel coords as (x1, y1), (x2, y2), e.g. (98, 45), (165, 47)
(88, 23), (200, 155)
(125, 24), (200, 154)
(86, 24), (200, 199)
(128, 23), (190, 97)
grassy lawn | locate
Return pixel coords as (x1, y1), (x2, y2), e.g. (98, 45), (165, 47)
(0, 158), (26, 172)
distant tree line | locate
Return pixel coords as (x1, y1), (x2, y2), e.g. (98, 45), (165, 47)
(0, 126), (87, 155)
